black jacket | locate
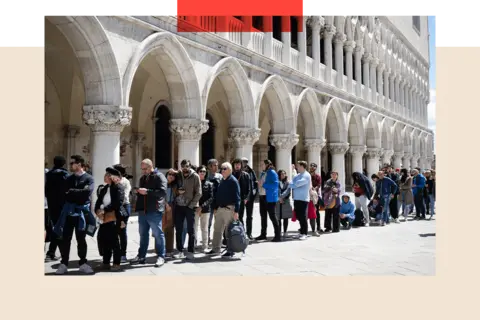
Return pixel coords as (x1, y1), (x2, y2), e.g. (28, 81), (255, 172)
(199, 180), (214, 213)
(135, 171), (168, 213)
(95, 183), (127, 222)
(64, 172), (94, 206)
(45, 167), (70, 215)
(233, 170), (251, 201)
(244, 165), (258, 201)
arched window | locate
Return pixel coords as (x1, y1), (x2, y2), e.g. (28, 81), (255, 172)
(154, 105), (172, 169)
(267, 131), (277, 166)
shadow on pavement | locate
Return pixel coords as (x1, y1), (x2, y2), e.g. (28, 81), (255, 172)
(419, 233), (436, 237)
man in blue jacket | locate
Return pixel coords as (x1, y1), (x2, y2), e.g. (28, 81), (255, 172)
(411, 169), (426, 220)
(372, 171), (397, 226)
(256, 160), (281, 242)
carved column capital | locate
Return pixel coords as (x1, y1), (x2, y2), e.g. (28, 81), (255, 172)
(83, 105), (132, 132)
(333, 32), (346, 44)
(228, 128), (261, 147)
(169, 118), (209, 141)
(348, 145), (367, 155)
(344, 40), (356, 52)
(322, 24), (336, 39)
(361, 53), (373, 64)
(307, 16), (325, 31)
(366, 147), (382, 159)
(132, 132), (146, 146)
(269, 134), (299, 150)
(304, 138), (326, 153)
(393, 151), (404, 160)
(328, 142), (349, 155)
(64, 125), (80, 138)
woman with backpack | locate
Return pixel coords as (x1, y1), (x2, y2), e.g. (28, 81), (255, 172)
(276, 170), (293, 238)
(322, 170), (342, 233)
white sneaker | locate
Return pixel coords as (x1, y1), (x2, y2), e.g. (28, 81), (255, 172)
(313, 231), (321, 237)
(55, 263), (68, 275)
(299, 234), (308, 240)
(154, 257), (165, 267)
(364, 223), (370, 227)
(79, 263), (94, 274)
(173, 252), (185, 259)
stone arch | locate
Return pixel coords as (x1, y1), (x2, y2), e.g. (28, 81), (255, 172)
(46, 16), (122, 106)
(354, 20), (365, 48)
(202, 57), (255, 129)
(324, 98), (347, 143)
(295, 88), (324, 139)
(393, 122), (404, 152)
(123, 31), (201, 120)
(345, 17), (355, 42)
(365, 112), (381, 148)
(346, 106), (365, 146)
(380, 118), (393, 151)
(255, 75), (295, 134)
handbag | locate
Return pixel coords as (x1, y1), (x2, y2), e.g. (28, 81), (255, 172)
(310, 188), (319, 205)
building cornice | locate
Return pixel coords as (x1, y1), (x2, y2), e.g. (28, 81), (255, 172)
(118, 16), (433, 136)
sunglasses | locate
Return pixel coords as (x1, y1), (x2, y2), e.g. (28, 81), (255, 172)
(220, 167), (228, 171)
(199, 170), (206, 173)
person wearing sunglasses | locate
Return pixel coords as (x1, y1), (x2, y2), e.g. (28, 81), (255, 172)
(206, 162), (241, 258)
(207, 159), (223, 243)
(195, 166), (213, 251)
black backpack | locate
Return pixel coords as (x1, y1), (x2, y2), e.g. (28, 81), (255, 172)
(226, 221), (249, 253)
(353, 209), (365, 227)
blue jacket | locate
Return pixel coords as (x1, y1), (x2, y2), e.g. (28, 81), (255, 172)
(412, 174), (426, 196)
(375, 177), (398, 197)
(289, 171), (311, 202)
(262, 168), (279, 203)
(339, 194), (355, 222)
(53, 202), (96, 238)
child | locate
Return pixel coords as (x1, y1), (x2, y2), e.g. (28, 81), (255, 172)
(339, 194), (355, 230)
(368, 197), (384, 223)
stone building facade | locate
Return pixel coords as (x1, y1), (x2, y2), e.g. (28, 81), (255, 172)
(45, 16), (434, 191)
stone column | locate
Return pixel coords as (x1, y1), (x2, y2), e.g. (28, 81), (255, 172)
(397, 77), (403, 115)
(170, 119), (209, 166)
(410, 155), (419, 169)
(377, 63), (385, 106)
(298, 16), (307, 73)
(393, 151), (403, 169)
(322, 24), (336, 84)
(362, 53), (372, 101)
(334, 32), (346, 88)
(384, 69), (390, 108)
(304, 138), (326, 174)
(255, 144), (269, 175)
(389, 74), (396, 111)
(63, 125), (80, 161)
(402, 152), (412, 170)
(281, 16), (291, 67)
(354, 46), (364, 97)
(328, 142), (349, 190)
(131, 132), (145, 186)
(344, 40), (355, 93)
(426, 156), (434, 170)
(263, 16), (273, 58)
(228, 128), (261, 165)
(366, 148), (382, 181)
(308, 16), (324, 79)
(349, 145), (366, 174)
(83, 105), (132, 203)
(381, 149), (394, 166)
(269, 134), (299, 178)
(369, 58), (379, 103)
(241, 16), (253, 49)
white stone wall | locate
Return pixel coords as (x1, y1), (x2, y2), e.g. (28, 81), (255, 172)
(386, 16), (430, 62)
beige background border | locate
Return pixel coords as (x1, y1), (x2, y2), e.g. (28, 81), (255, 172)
(0, 46), (472, 318)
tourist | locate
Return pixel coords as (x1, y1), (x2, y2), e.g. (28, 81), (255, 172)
(232, 158), (251, 231)
(367, 197), (384, 221)
(256, 160), (281, 242)
(352, 171), (374, 226)
(276, 170), (293, 238)
(113, 164), (132, 263)
(426, 170), (436, 219)
(423, 170), (432, 216)
(398, 168), (414, 221)
(371, 171), (398, 226)
(241, 157), (257, 240)
(195, 165), (213, 251)
(130, 159), (167, 267)
(164, 168), (179, 258)
(291, 164), (297, 177)
(322, 171), (342, 233)
(55, 155), (95, 275)
(173, 159), (202, 260)
(95, 167), (126, 272)
(256, 162), (268, 241)
(207, 159), (222, 243)
(339, 194), (355, 230)
(386, 165), (400, 222)
(411, 169), (426, 220)
(309, 162), (322, 235)
(45, 156), (70, 261)
(206, 162), (241, 258)
(289, 161), (311, 240)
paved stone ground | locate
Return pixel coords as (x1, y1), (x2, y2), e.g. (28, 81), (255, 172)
(44, 201), (436, 276)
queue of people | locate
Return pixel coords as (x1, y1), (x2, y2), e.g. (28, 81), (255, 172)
(45, 154), (436, 274)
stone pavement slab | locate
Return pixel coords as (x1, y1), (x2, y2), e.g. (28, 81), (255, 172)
(44, 203), (436, 276)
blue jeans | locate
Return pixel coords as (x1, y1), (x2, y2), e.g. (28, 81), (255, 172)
(429, 195), (435, 215)
(377, 196), (391, 223)
(138, 211), (165, 259)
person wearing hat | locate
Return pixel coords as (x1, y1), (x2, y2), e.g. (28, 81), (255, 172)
(232, 158), (251, 233)
(113, 164), (132, 263)
(241, 157), (258, 240)
(94, 167), (127, 271)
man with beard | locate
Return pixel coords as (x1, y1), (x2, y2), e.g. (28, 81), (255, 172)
(231, 158), (251, 235)
(241, 157), (257, 240)
(207, 159), (223, 243)
(309, 163), (322, 235)
(45, 156), (70, 261)
(385, 165), (400, 223)
(352, 171), (373, 226)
